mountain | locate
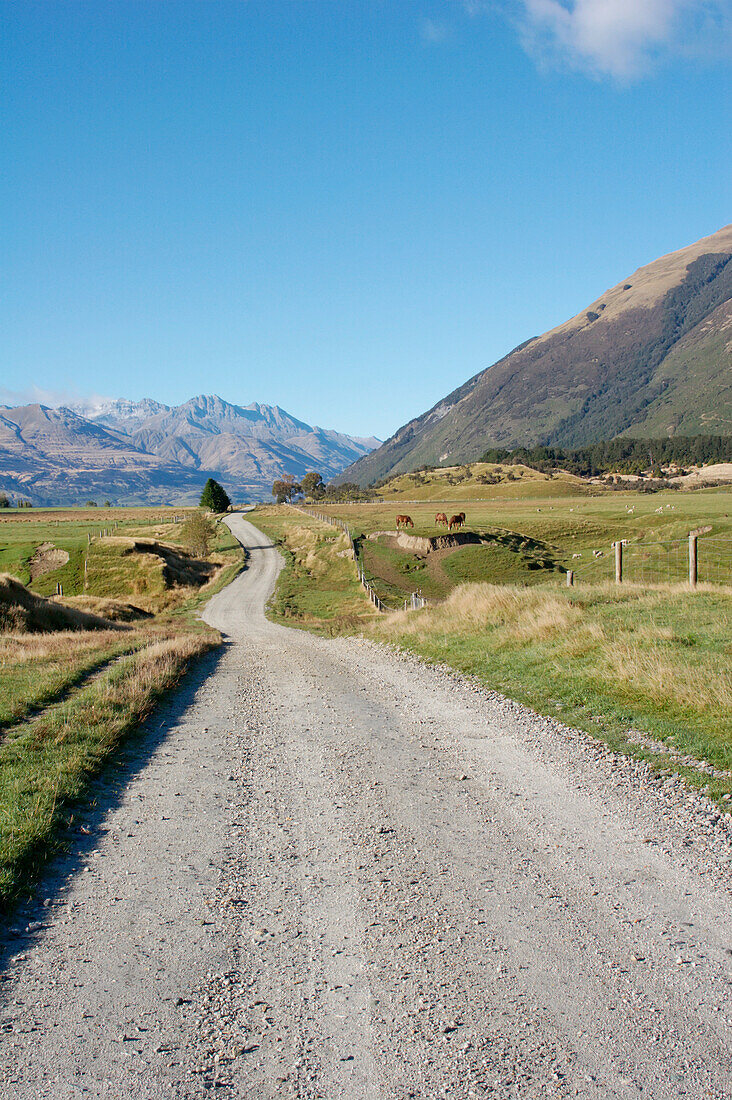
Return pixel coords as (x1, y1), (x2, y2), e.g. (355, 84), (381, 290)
(0, 404), (204, 505)
(125, 395), (378, 488)
(343, 224), (732, 486)
(0, 396), (379, 505)
(69, 397), (171, 432)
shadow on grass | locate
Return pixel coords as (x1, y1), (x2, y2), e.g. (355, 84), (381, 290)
(0, 643), (226, 964)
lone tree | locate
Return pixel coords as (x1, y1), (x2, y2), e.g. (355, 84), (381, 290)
(0, 493), (9, 509)
(181, 511), (215, 558)
(200, 478), (231, 513)
(271, 474), (301, 503)
(300, 471), (324, 499)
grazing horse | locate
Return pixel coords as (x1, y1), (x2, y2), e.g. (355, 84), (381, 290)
(396, 514), (414, 529)
(457, 512), (466, 524)
(435, 512), (448, 527)
(448, 514), (464, 530)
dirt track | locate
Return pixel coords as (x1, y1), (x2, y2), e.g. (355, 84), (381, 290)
(1, 512), (731, 1099)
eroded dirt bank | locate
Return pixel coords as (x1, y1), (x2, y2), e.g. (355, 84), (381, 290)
(0, 513), (730, 1099)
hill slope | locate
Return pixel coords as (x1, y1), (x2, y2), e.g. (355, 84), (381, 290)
(344, 224), (732, 486)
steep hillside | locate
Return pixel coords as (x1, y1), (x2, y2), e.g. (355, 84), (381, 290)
(344, 224), (732, 486)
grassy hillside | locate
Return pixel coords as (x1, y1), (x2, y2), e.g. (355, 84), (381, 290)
(343, 225), (732, 486)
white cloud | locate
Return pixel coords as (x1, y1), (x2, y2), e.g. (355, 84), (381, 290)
(517, 0), (731, 78)
(0, 384), (110, 410)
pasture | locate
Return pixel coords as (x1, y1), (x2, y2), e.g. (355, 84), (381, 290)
(313, 484), (732, 603)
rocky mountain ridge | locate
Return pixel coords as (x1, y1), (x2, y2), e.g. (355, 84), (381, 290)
(0, 395), (379, 505)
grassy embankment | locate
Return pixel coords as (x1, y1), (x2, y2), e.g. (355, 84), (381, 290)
(371, 583), (731, 799)
(254, 484), (732, 801)
(0, 507), (245, 908)
(251, 506), (375, 633)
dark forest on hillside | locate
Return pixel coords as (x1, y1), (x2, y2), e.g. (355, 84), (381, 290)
(480, 435), (732, 477)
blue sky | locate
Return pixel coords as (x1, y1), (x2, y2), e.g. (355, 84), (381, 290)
(2, 1), (730, 439)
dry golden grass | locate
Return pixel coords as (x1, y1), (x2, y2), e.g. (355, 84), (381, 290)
(372, 580), (732, 777)
(0, 574), (121, 634)
(384, 582), (585, 641)
(0, 629), (125, 666)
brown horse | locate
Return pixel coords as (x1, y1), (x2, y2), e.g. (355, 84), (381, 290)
(457, 512), (466, 524)
(435, 512), (448, 527)
(396, 514), (414, 529)
(448, 514), (464, 530)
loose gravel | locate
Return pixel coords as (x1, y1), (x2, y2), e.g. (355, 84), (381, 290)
(0, 513), (730, 1099)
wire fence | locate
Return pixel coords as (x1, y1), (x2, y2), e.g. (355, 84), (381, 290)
(569, 533), (731, 588)
(290, 505), (432, 612)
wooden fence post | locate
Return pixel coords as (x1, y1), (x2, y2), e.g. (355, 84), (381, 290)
(689, 533), (698, 589)
(688, 526), (711, 588)
(566, 570), (574, 587)
(614, 541), (623, 584)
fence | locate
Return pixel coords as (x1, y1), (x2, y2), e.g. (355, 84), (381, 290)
(568, 530), (731, 588)
(289, 505), (430, 613)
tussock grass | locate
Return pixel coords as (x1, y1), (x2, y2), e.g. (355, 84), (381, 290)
(0, 631), (217, 908)
(372, 581), (732, 785)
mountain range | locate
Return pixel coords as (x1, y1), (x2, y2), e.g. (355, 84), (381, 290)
(0, 395), (379, 505)
(343, 224), (732, 486)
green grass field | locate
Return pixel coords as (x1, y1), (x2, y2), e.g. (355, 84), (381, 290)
(313, 481), (732, 602)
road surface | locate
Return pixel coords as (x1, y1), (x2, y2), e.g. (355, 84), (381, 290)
(1, 512), (730, 1099)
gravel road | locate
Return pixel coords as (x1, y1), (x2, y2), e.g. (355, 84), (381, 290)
(1, 512), (731, 1099)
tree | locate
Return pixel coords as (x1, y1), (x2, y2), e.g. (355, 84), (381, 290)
(200, 478), (231, 513)
(271, 473), (301, 503)
(301, 471), (324, 499)
(0, 493), (9, 509)
(181, 511), (215, 558)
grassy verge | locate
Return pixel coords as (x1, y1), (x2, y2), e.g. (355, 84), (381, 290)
(370, 582), (732, 800)
(0, 632), (144, 729)
(251, 506), (375, 633)
(0, 631), (217, 908)
(0, 507), (248, 909)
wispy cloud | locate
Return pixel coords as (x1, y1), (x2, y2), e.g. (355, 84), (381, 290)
(516, 0), (731, 79)
(421, 18), (451, 44)
(0, 385), (109, 410)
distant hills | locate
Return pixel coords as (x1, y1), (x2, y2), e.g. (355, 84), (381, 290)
(0, 395), (379, 505)
(343, 224), (732, 487)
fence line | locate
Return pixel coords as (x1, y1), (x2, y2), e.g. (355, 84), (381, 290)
(288, 504), (430, 613)
(570, 531), (730, 588)
(291, 506), (730, 595)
